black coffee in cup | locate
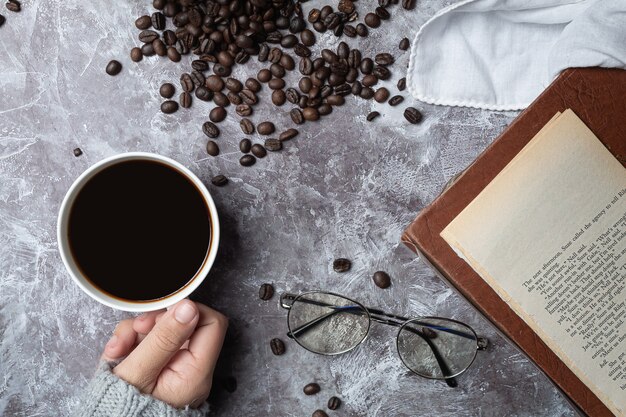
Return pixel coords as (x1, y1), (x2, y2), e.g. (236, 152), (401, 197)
(67, 160), (211, 301)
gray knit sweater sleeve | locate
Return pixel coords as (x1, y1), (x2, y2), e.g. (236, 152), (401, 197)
(73, 362), (210, 417)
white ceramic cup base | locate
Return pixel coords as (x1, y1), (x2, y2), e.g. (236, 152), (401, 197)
(57, 152), (220, 312)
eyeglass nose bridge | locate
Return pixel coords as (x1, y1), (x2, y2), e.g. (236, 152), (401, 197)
(280, 292), (298, 309)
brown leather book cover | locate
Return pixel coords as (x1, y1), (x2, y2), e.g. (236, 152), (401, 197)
(401, 68), (626, 417)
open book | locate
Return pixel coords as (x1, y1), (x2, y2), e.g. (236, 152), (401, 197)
(441, 110), (626, 417)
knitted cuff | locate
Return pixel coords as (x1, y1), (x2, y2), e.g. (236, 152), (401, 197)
(73, 361), (210, 417)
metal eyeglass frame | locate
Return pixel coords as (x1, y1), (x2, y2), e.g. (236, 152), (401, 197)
(280, 291), (489, 387)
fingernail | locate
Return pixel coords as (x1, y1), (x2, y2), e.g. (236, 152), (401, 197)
(175, 301), (197, 324)
(106, 334), (118, 350)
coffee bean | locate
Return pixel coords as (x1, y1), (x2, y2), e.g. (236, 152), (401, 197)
(298, 77), (312, 93)
(313, 411), (329, 417)
(272, 89), (286, 106)
(312, 21), (326, 33)
(201, 121), (219, 138)
(190, 70), (205, 87)
(302, 107), (319, 121)
(211, 175), (228, 187)
(286, 88), (300, 104)
(298, 29), (315, 47)
(362, 74), (378, 87)
(308, 8), (321, 23)
(151, 12), (165, 30)
(216, 51), (234, 67)
(5, 0), (19, 11)
(240, 118), (255, 134)
(321, 49), (338, 63)
(326, 95), (345, 106)
(257, 69), (271, 83)
(262, 138), (280, 152)
(375, 6), (390, 20)
(360, 87), (374, 99)
(404, 107), (423, 124)
(206, 140), (219, 156)
(270, 338), (285, 355)
(270, 63), (286, 79)
(330, 61), (349, 76)
(257, 121), (275, 135)
(360, 58), (373, 74)
(373, 271), (391, 288)
(237, 138), (251, 153)
(180, 73), (194, 92)
(268, 47), (282, 64)
(366, 111), (380, 121)
(259, 283), (274, 300)
(225, 78), (242, 93)
(289, 16), (306, 33)
(320, 5), (333, 19)
(179, 92), (192, 108)
(304, 383), (321, 395)
(163, 30), (177, 46)
(203, 75), (222, 92)
(279, 128), (298, 141)
(373, 65), (391, 80)
(238, 154), (255, 167)
(348, 50), (361, 69)
(213, 92), (230, 107)
(397, 77), (406, 91)
(364, 13), (381, 28)
(399, 37), (410, 51)
(280, 54), (295, 71)
(258, 43), (270, 62)
(317, 104), (332, 115)
(152, 39), (166, 56)
(351, 81), (362, 96)
(135, 15), (152, 30)
(299, 58), (313, 75)
(130, 47), (143, 62)
(281, 34), (298, 48)
(73, 148), (83, 157)
(240, 89), (258, 105)
(356, 23), (368, 36)
(210, 106), (227, 123)
(167, 47), (181, 62)
(245, 78), (262, 93)
(290, 108), (304, 124)
(268, 78), (285, 90)
(195, 86), (213, 101)
(333, 258), (351, 272)
(375, 53), (394, 66)
(213, 64), (231, 77)
(402, 0), (416, 10)
(105, 60), (122, 76)
(236, 104), (253, 117)
(251, 144), (267, 158)
(374, 87), (390, 103)
(160, 100), (178, 114)
(227, 92), (242, 105)
(139, 29), (159, 43)
(388, 95), (404, 106)
(328, 396), (341, 410)
(324, 12), (341, 30)
(342, 24), (355, 37)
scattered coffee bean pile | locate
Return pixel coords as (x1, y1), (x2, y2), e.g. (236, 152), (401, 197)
(125, 0), (423, 184)
(1, 0), (21, 27)
(301, 382), (342, 416)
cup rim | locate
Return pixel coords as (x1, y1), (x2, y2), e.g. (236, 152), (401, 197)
(57, 152), (220, 312)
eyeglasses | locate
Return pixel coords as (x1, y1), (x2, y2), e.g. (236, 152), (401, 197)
(280, 291), (488, 387)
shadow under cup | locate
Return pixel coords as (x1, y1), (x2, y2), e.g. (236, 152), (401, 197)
(57, 153), (220, 312)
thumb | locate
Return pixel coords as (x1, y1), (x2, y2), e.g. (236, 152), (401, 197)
(113, 300), (199, 393)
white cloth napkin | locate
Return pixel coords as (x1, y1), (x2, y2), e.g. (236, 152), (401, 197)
(407, 0), (626, 110)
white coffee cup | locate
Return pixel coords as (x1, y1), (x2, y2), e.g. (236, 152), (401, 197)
(57, 152), (220, 312)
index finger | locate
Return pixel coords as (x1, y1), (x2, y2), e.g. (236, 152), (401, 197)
(187, 303), (228, 374)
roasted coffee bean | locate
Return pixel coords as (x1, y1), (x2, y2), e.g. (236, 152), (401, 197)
(180, 73), (194, 92)
(338, 23), (353, 37)
(294, 43), (312, 58)
(268, 78), (286, 90)
(206, 140), (219, 156)
(290, 108), (304, 124)
(240, 154), (256, 167)
(362, 74), (378, 87)
(318, 103), (332, 115)
(236, 104), (253, 116)
(351, 81), (362, 95)
(299, 57), (313, 75)
(304, 383), (321, 395)
(163, 2), (178, 16)
(397, 77), (406, 91)
(302, 107), (319, 121)
(298, 29), (315, 47)
(268, 47), (282, 64)
(375, 6), (390, 20)
(240, 89), (258, 105)
(373, 271), (391, 288)
(270, 338), (285, 355)
(360, 86), (374, 99)
(173, 39), (187, 55)
(257, 121), (275, 136)
(205, 75), (224, 92)
(258, 43), (270, 62)
(191, 60), (209, 72)
(270, 63), (286, 78)
(216, 51), (234, 67)
(321, 49), (338, 63)
(312, 411), (329, 417)
(190, 70), (205, 87)
(374, 87), (390, 103)
(213, 64), (231, 77)
(105, 60), (122, 76)
(404, 107), (423, 124)
(373, 65), (391, 80)
(360, 58), (374, 74)
(195, 86), (212, 101)
(348, 50), (361, 69)
(211, 175), (228, 187)
(213, 92), (230, 107)
(167, 47), (181, 62)
(161, 100), (178, 114)
(308, 8), (321, 23)
(333, 83), (351, 96)
(203, 121), (220, 138)
(346, 68), (358, 83)
(280, 54), (295, 71)
(399, 37), (410, 50)
(281, 34), (298, 48)
(286, 88), (300, 104)
(328, 397), (341, 410)
(313, 21), (327, 33)
(272, 89), (286, 106)
(160, 83), (175, 99)
(266, 31), (282, 44)
(73, 147), (83, 157)
(331, 61), (349, 76)
(130, 47), (143, 62)
(240, 118), (255, 134)
(333, 258), (351, 272)
(152, 39), (166, 56)
(251, 144), (267, 158)
(320, 5), (333, 20)
(367, 111), (380, 121)
(324, 12), (341, 30)
(235, 34), (254, 49)
(338, 0), (355, 13)
(336, 42), (350, 60)
(259, 283), (274, 300)
(139, 30), (159, 43)
(379, 0), (391, 6)
(388, 95), (404, 106)
(245, 78), (262, 92)
(375, 53), (394, 66)
(239, 138), (252, 153)
(402, 0), (416, 10)
(326, 95), (345, 106)
(209, 106), (227, 123)
(225, 78), (243, 93)
(179, 92), (192, 108)
(264, 138), (282, 151)
(356, 23), (368, 36)
(289, 16), (306, 33)
(279, 128), (298, 141)
(364, 13), (381, 28)
(257, 69), (271, 83)
(299, 77), (312, 93)
(313, 58), (325, 70)
(319, 85), (333, 99)
(151, 12), (165, 30)
(163, 30), (177, 46)
(135, 15), (152, 30)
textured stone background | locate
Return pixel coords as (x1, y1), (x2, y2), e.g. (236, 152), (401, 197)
(0, 0), (579, 416)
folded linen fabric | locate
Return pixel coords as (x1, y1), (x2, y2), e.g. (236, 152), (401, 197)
(407, 0), (626, 110)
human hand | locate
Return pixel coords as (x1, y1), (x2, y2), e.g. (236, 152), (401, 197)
(101, 299), (228, 409)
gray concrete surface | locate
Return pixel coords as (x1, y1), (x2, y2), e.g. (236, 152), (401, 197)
(0, 0), (578, 416)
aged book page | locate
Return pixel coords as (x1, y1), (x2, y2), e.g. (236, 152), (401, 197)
(441, 110), (626, 417)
